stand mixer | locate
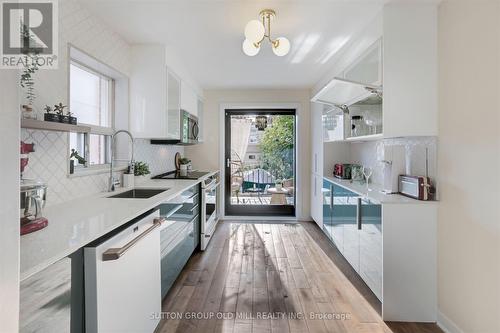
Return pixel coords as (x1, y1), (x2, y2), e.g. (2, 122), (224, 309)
(20, 141), (48, 235)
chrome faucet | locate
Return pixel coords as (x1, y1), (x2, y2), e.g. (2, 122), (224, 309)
(109, 130), (135, 192)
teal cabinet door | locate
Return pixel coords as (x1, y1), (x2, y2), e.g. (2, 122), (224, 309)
(333, 185), (359, 270)
(322, 179), (333, 240)
(359, 199), (382, 300)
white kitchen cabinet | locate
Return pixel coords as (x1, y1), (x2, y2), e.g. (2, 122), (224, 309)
(343, 39), (383, 86)
(311, 3), (438, 141)
(130, 44), (202, 140)
(311, 103), (324, 174)
(310, 174), (322, 227)
(310, 102), (324, 227)
(166, 70), (181, 140)
(382, 3), (438, 138)
(197, 98), (204, 142)
(181, 81), (198, 116)
(129, 45), (167, 138)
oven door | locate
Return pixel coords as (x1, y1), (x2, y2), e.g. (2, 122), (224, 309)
(201, 182), (219, 250)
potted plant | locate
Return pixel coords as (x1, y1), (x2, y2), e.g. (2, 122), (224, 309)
(54, 103), (69, 123)
(275, 179), (283, 190)
(43, 105), (60, 122)
(67, 110), (77, 125)
(69, 149), (86, 174)
(179, 157), (191, 176)
(134, 161), (150, 183)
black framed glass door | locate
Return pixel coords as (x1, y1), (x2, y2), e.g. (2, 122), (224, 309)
(224, 109), (296, 217)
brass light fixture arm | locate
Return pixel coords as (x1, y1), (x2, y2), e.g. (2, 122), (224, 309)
(254, 9), (280, 49)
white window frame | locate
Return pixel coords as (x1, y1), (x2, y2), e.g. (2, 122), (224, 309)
(67, 45), (127, 177)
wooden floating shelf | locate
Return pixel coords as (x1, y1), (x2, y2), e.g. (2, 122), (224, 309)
(21, 119), (91, 133)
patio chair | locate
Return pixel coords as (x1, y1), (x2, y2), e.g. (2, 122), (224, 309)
(283, 178), (294, 195)
(231, 176), (243, 203)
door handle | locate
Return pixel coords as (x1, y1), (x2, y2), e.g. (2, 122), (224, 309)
(357, 198), (362, 230)
(226, 158), (231, 168)
(102, 217), (164, 261)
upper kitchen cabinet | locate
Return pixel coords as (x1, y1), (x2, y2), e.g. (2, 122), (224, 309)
(130, 44), (168, 139)
(166, 70), (181, 140)
(129, 44), (203, 139)
(181, 81), (199, 117)
(197, 97), (204, 142)
(311, 3), (438, 140)
(382, 3), (438, 138)
(343, 39), (382, 86)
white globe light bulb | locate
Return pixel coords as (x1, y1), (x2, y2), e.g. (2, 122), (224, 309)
(272, 37), (291, 57)
(242, 39), (260, 56)
(244, 20), (265, 43)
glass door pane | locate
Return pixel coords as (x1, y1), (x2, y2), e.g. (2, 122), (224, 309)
(225, 110), (296, 217)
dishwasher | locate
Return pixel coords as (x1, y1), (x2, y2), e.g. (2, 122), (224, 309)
(84, 209), (163, 333)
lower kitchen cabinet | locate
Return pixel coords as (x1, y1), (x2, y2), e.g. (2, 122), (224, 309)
(359, 198), (382, 300)
(160, 216), (197, 298)
(160, 184), (201, 298)
(310, 173), (323, 226)
(320, 178), (437, 322)
(321, 179), (381, 300)
(322, 179), (332, 240)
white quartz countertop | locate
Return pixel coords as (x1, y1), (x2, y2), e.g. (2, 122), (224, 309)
(20, 171), (217, 281)
(323, 176), (438, 205)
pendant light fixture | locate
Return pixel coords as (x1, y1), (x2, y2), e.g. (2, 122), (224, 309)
(255, 115), (268, 131)
(242, 9), (291, 57)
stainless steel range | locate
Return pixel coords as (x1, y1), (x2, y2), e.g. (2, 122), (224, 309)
(200, 172), (220, 250)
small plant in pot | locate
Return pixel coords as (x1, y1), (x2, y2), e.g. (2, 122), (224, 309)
(67, 110), (77, 125)
(54, 103), (69, 123)
(69, 149), (86, 174)
(275, 179), (283, 190)
(134, 161), (150, 183)
(43, 105), (60, 122)
(179, 157), (191, 176)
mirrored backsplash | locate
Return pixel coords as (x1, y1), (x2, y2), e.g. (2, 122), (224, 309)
(349, 136), (438, 188)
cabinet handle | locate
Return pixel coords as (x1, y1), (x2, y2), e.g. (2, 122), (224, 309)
(314, 153), (317, 173)
(102, 217), (164, 261)
(356, 198), (362, 230)
(330, 185), (334, 209)
(190, 204), (199, 212)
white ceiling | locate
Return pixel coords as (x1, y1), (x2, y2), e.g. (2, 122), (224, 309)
(79, 0), (385, 89)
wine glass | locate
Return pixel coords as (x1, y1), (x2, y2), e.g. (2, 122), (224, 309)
(362, 166), (373, 191)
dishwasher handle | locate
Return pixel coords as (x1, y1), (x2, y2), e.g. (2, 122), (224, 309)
(102, 217), (165, 261)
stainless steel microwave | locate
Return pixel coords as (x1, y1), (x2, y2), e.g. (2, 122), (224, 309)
(150, 110), (199, 145)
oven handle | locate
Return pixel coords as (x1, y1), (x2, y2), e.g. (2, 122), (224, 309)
(204, 180), (220, 191)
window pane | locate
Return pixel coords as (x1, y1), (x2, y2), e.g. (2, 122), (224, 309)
(69, 133), (86, 167)
(88, 134), (110, 165)
(70, 63), (111, 127)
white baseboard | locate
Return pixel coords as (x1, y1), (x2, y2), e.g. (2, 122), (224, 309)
(437, 311), (465, 333)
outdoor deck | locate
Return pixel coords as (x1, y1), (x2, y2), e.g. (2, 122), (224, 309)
(230, 194), (295, 205)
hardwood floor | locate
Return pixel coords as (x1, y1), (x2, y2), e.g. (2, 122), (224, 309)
(157, 221), (444, 333)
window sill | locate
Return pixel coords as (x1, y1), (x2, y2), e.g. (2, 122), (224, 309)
(68, 164), (127, 178)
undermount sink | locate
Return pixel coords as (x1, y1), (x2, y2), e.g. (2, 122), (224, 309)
(107, 188), (169, 199)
